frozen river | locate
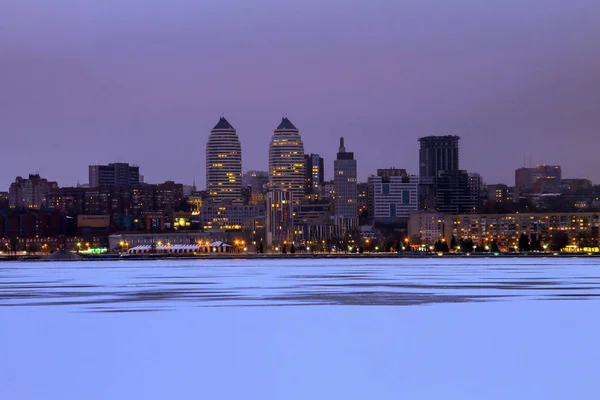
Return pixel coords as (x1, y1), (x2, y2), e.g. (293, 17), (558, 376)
(2, 258), (600, 399)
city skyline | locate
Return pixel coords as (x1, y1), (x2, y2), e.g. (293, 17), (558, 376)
(2, 1), (600, 189)
(1, 117), (598, 191)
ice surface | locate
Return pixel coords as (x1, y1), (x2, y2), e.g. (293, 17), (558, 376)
(1, 258), (600, 399)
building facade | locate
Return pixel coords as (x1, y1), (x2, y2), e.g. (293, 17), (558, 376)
(265, 191), (294, 247)
(8, 174), (58, 209)
(268, 117), (305, 203)
(206, 117), (242, 202)
(201, 204), (260, 230)
(368, 174), (419, 225)
(418, 135), (460, 178)
(305, 154), (324, 201)
(408, 211), (600, 250)
(89, 163), (140, 187)
(243, 170), (269, 194)
(515, 165), (562, 197)
(333, 138), (358, 219)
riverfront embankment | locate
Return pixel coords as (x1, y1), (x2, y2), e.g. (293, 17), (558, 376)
(1, 251), (599, 262)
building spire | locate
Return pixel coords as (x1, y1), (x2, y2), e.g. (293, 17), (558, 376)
(339, 137), (346, 153)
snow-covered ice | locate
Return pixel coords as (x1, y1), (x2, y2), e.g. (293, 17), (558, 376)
(1, 258), (599, 399)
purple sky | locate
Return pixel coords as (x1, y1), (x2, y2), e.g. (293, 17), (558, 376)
(2, 0), (600, 189)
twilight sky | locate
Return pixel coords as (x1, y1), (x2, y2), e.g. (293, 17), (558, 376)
(1, 0), (600, 189)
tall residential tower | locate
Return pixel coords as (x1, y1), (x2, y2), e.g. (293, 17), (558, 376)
(268, 117), (305, 203)
(206, 117), (242, 202)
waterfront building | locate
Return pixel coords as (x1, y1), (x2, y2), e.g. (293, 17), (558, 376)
(268, 117), (305, 203)
(206, 117), (242, 202)
(407, 211), (446, 244)
(408, 211), (600, 250)
(89, 163), (140, 187)
(108, 231), (231, 252)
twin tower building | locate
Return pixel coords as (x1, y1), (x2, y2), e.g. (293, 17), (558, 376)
(205, 116), (358, 219)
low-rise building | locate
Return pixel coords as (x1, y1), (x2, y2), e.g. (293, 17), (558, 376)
(409, 211), (600, 250)
(201, 204), (260, 230)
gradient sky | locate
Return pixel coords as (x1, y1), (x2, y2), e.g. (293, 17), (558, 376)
(2, 0), (600, 190)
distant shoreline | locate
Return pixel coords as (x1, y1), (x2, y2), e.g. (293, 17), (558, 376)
(1, 252), (600, 262)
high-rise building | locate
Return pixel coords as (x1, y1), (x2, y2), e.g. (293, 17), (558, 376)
(8, 174), (58, 209)
(89, 163), (140, 187)
(417, 135), (479, 213)
(268, 117), (305, 203)
(334, 137), (358, 219)
(305, 154), (324, 200)
(265, 191), (294, 247)
(206, 117), (242, 202)
(435, 171), (479, 214)
(418, 135), (460, 178)
(368, 173), (419, 225)
(468, 173), (484, 211)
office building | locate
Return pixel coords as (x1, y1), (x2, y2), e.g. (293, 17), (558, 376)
(206, 117), (242, 202)
(89, 163), (140, 187)
(305, 154), (324, 201)
(201, 204), (260, 230)
(334, 138), (358, 219)
(417, 135), (479, 213)
(435, 171), (479, 214)
(418, 135), (460, 177)
(515, 165), (562, 196)
(377, 168), (407, 179)
(368, 173), (419, 225)
(268, 117), (305, 203)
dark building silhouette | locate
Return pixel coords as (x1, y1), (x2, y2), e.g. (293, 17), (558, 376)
(418, 135), (479, 213)
(304, 154), (324, 200)
(419, 135), (460, 178)
(89, 163), (140, 187)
